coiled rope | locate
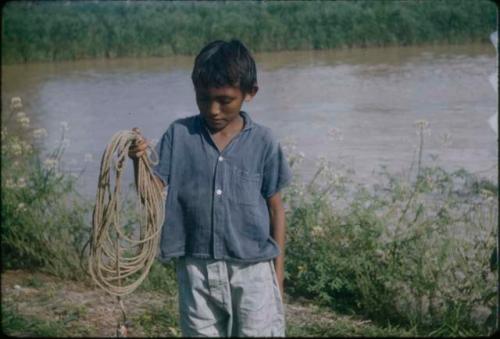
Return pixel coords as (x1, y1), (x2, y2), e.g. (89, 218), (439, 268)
(88, 130), (165, 336)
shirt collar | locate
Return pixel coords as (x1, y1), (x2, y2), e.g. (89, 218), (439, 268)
(240, 111), (253, 131)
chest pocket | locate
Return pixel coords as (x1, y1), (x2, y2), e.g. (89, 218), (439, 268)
(228, 165), (262, 206)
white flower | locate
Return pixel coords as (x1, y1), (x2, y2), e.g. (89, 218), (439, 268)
(43, 158), (58, 171)
(33, 128), (48, 139)
(17, 177), (27, 188)
(454, 270), (466, 281)
(311, 225), (325, 237)
(17, 116), (30, 128)
(16, 112), (26, 119)
(20, 141), (32, 153)
(16, 203), (27, 212)
(84, 153), (93, 162)
(60, 121), (69, 132)
(414, 119), (431, 136)
(10, 97), (22, 110)
(414, 119), (429, 129)
(5, 178), (15, 188)
(10, 143), (22, 156)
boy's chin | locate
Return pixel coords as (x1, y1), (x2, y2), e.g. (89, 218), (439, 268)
(204, 119), (226, 131)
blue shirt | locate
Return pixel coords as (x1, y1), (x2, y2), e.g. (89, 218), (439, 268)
(153, 111), (292, 263)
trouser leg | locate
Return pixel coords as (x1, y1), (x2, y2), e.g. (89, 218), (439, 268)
(176, 257), (232, 337)
(229, 260), (286, 337)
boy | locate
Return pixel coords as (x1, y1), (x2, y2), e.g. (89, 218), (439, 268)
(129, 39), (291, 337)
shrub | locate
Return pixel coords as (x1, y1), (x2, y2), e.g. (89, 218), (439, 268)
(1, 97), (91, 280)
(283, 121), (497, 335)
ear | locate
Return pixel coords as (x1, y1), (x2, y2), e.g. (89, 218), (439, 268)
(244, 85), (259, 102)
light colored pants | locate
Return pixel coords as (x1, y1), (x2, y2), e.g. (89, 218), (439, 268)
(175, 257), (285, 337)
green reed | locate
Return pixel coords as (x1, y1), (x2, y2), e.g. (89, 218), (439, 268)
(2, 0), (496, 64)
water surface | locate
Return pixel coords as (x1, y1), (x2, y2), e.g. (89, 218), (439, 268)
(2, 43), (497, 198)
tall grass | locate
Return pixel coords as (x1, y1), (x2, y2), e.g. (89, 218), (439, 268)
(1, 97), (92, 280)
(283, 121), (498, 336)
(1, 0), (497, 64)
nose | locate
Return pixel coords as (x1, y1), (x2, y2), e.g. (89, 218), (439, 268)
(208, 101), (220, 117)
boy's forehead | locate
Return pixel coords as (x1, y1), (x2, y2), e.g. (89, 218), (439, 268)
(196, 85), (243, 97)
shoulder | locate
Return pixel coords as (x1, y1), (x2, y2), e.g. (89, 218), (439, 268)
(170, 115), (199, 131)
(161, 114), (200, 139)
(250, 121), (279, 147)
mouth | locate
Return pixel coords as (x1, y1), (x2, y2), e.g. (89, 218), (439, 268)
(206, 118), (225, 126)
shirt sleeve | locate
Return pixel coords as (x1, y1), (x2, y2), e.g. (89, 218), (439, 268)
(152, 126), (173, 186)
(261, 138), (292, 199)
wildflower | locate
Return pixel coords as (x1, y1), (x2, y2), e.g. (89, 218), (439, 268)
(84, 153), (94, 162)
(43, 158), (58, 171)
(414, 119), (429, 129)
(19, 141), (32, 153)
(17, 116), (30, 128)
(16, 112), (26, 119)
(10, 97), (22, 110)
(471, 305), (492, 326)
(10, 143), (22, 156)
(5, 178), (15, 188)
(33, 128), (48, 139)
(454, 270), (466, 281)
(298, 265), (307, 274)
(374, 249), (385, 258)
(311, 225), (325, 237)
(414, 119), (431, 136)
(17, 177), (27, 188)
(60, 121), (69, 132)
(16, 203), (27, 212)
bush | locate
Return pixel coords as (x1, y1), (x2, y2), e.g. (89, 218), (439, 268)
(283, 121), (497, 335)
(1, 97), (91, 280)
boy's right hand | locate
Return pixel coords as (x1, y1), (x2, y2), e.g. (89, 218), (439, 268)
(128, 127), (149, 159)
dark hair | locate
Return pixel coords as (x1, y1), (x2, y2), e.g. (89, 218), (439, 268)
(191, 39), (257, 94)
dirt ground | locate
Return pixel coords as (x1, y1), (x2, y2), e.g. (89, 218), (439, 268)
(1, 269), (349, 337)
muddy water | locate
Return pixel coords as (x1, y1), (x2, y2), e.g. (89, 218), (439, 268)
(2, 43), (497, 198)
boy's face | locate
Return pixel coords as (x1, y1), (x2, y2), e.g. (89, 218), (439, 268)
(196, 85), (257, 132)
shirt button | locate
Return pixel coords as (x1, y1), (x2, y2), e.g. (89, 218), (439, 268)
(218, 156), (224, 162)
(216, 189), (222, 196)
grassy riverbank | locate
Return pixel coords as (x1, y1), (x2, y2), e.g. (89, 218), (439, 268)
(1, 97), (498, 336)
(2, 0), (497, 64)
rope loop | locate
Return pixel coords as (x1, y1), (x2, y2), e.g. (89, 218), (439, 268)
(89, 130), (166, 297)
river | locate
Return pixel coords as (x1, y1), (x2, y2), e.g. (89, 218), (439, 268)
(2, 43), (497, 199)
